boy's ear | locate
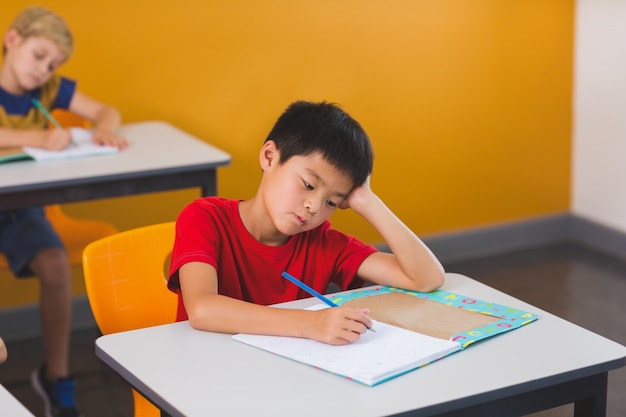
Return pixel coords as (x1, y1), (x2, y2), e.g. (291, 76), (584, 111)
(260, 140), (279, 170)
(4, 29), (22, 50)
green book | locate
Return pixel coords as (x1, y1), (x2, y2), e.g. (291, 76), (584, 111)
(0, 147), (31, 164)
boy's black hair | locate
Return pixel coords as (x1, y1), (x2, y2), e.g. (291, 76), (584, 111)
(265, 101), (374, 187)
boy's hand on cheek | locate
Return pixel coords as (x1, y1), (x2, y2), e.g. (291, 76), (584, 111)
(340, 176), (374, 211)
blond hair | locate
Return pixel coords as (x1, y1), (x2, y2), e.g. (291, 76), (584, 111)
(5, 6), (73, 58)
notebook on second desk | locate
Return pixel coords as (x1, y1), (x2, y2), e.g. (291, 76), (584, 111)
(233, 286), (539, 386)
(0, 127), (117, 163)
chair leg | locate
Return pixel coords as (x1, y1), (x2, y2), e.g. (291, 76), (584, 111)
(132, 388), (161, 417)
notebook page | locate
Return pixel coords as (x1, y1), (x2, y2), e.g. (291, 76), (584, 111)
(23, 128), (118, 162)
(233, 317), (460, 386)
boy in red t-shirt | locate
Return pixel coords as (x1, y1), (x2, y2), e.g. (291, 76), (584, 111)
(168, 101), (444, 346)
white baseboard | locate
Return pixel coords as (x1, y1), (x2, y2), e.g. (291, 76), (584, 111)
(417, 213), (626, 264)
(376, 214), (626, 264)
(420, 214), (573, 263)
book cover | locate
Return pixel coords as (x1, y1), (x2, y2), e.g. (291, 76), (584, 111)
(332, 286), (539, 349)
(233, 286), (539, 386)
(0, 147), (30, 163)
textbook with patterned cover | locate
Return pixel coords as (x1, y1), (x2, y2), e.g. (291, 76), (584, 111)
(233, 286), (539, 386)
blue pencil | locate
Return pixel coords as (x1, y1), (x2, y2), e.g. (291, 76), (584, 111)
(281, 271), (375, 332)
(282, 271), (338, 307)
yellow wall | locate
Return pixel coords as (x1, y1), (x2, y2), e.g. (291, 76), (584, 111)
(1, 1), (573, 307)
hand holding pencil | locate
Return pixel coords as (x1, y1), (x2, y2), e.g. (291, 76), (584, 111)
(305, 306), (375, 345)
(31, 98), (76, 149)
(282, 271), (376, 345)
(37, 128), (74, 151)
(32, 98), (128, 150)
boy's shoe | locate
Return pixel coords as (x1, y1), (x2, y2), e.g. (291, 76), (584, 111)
(31, 365), (82, 417)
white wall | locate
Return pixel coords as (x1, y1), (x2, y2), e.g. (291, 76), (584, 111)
(572, 0), (626, 233)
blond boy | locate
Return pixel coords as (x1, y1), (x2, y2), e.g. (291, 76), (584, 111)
(0, 7), (126, 417)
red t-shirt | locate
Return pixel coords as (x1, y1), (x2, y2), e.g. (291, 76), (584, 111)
(168, 197), (377, 321)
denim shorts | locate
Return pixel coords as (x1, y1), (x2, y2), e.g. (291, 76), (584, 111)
(0, 207), (64, 278)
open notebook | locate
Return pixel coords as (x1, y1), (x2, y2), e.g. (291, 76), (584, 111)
(0, 127), (118, 163)
(233, 286), (539, 386)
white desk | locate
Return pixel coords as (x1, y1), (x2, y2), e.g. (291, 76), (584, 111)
(0, 384), (34, 416)
(0, 121), (231, 211)
(95, 273), (626, 417)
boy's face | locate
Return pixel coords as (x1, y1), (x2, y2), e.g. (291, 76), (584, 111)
(261, 144), (354, 237)
(2, 31), (66, 94)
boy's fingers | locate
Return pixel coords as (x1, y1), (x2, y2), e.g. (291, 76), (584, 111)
(342, 307), (374, 333)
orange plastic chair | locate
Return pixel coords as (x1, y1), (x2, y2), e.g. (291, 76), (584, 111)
(82, 222), (178, 417)
(50, 108), (90, 129)
(49, 205), (118, 265)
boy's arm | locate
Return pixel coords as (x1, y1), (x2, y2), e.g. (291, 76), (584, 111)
(68, 91), (128, 149)
(0, 126), (73, 150)
(0, 336), (6, 364)
(344, 178), (445, 292)
(179, 261), (373, 345)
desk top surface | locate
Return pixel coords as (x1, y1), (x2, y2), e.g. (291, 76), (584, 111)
(96, 273), (626, 417)
(0, 384), (34, 416)
(0, 121), (231, 193)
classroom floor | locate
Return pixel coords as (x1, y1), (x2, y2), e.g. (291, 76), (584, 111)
(1, 241), (625, 417)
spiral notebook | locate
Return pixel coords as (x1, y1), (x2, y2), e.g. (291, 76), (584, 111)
(233, 286), (539, 386)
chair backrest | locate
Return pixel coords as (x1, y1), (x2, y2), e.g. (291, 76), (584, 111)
(50, 109), (90, 128)
(82, 222), (178, 335)
(46, 205), (119, 265)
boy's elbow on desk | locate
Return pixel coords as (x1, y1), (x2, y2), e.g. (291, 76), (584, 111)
(185, 308), (205, 332)
(186, 308), (230, 334)
(427, 261), (447, 290)
(183, 300), (216, 332)
(185, 301), (230, 333)
(425, 269), (446, 292)
(418, 254), (446, 292)
(408, 267), (446, 293)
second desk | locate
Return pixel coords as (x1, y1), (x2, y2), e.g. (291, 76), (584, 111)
(0, 121), (231, 211)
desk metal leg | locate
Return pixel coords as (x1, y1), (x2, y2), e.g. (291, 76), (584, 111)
(416, 373), (609, 417)
(574, 373), (608, 417)
(200, 170), (217, 197)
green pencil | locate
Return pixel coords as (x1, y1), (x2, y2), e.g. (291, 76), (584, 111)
(31, 98), (77, 146)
